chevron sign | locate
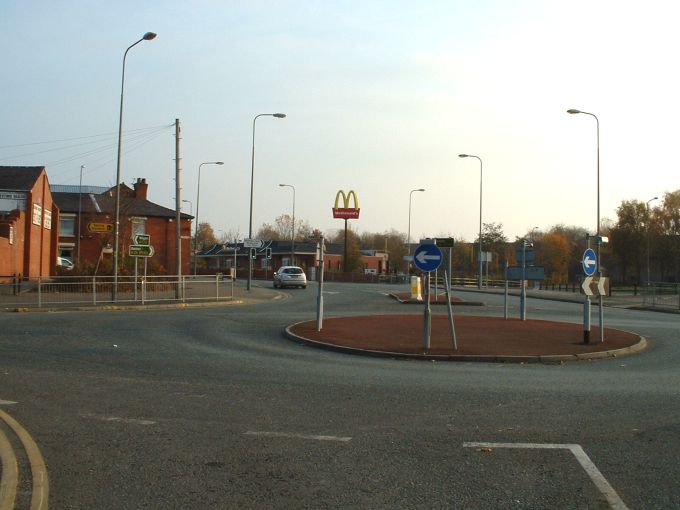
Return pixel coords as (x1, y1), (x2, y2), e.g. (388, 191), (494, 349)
(581, 276), (609, 296)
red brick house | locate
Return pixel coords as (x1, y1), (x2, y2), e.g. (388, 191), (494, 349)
(0, 166), (59, 279)
(52, 178), (193, 275)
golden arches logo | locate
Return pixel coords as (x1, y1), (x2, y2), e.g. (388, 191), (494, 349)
(332, 190), (360, 219)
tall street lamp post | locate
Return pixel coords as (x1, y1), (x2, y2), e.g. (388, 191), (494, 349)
(193, 161), (224, 275)
(568, 108), (604, 343)
(247, 113), (286, 291)
(182, 199), (192, 216)
(279, 184), (296, 265)
(407, 188), (425, 276)
(112, 31), (157, 301)
(646, 196), (658, 286)
(459, 154), (483, 289)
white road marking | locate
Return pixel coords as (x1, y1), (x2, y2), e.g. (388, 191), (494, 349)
(245, 431), (351, 442)
(80, 413), (156, 426)
(0, 400), (17, 405)
(463, 442), (629, 510)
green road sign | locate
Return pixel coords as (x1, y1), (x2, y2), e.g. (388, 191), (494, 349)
(134, 234), (151, 246)
(435, 237), (455, 248)
(129, 244), (154, 257)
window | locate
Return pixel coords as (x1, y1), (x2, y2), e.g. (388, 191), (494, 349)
(58, 243), (75, 260)
(59, 214), (76, 236)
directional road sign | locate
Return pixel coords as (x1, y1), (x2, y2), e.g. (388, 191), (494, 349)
(413, 243), (443, 272)
(87, 222), (113, 233)
(581, 276), (608, 296)
(244, 238), (264, 249)
(129, 245), (154, 257)
(134, 234), (150, 246)
(582, 248), (597, 276)
(505, 266), (545, 281)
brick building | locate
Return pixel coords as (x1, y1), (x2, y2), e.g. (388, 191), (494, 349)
(52, 178), (193, 275)
(0, 166), (59, 279)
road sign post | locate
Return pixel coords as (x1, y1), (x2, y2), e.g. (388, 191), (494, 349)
(413, 243), (444, 352)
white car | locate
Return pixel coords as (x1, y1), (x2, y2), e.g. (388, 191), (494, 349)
(273, 266), (307, 289)
(57, 257), (74, 270)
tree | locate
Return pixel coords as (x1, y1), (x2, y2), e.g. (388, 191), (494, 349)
(609, 200), (647, 283)
(360, 229), (408, 273)
(547, 224), (589, 282)
(195, 222), (217, 250)
(329, 226), (362, 272)
(534, 232), (569, 283)
(656, 190), (680, 281)
(478, 222), (508, 275)
(256, 214), (314, 241)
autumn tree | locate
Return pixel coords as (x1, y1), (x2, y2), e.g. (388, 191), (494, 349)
(195, 222), (218, 250)
(360, 229), (408, 273)
(609, 200), (647, 283)
(655, 190), (680, 281)
(256, 214), (314, 241)
(330, 226), (362, 272)
(534, 232), (569, 283)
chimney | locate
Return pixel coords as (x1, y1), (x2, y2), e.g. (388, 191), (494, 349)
(134, 178), (148, 200)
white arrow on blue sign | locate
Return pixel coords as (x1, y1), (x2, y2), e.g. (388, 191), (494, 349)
(582, 248), (597, 276)
(413, 243), (443, 272)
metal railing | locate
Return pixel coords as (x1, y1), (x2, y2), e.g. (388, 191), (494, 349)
(0, 274), (234, 309)
(642, 283), (680, 310)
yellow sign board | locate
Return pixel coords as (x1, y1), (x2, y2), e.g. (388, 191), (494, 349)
(88, 222), (113, 233)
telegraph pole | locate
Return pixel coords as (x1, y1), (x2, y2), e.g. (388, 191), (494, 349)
(175, 119), (182, 299)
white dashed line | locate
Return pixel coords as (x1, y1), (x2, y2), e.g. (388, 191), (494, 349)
(0, 400), (18, 405)
(463, 442), (629, 510)
(80, 413), (156, 426)
(245, 431), (351, 442)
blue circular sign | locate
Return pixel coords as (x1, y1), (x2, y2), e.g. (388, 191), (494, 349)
(413, 244), (443, 272)
(582, 248), (597, 276)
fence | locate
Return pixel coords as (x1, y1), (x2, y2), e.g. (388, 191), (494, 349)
(0, 274), (234, 309)
(642, 283), (680, 310)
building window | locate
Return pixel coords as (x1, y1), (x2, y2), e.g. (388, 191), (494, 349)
(58, 243), (75, 261)
(59, 214), (76, 236)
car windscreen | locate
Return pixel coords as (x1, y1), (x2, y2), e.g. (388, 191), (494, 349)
(283, 268), (303, 274)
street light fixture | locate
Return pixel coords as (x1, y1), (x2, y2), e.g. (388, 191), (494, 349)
(459, 154), (483, 289)
(247, 113), (286, 291)
(278, 184), (296, 266)
(112, 31), (157, 300)
(646, 196), (658, 286)
(567, 108), (603, 343)
(407, 188), (425, 276)
(193, 161), (224, 275)
(182, 199), (192, 215)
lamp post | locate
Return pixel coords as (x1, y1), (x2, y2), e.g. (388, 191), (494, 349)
(646, 196), (658, 286)
(459, 154), (483, 289)
(407, 188), (425, 276)
(568, 108), (603, 343)
(182, 199), (192, 215)
(247, 113), (286, 291)
(193, 161), (224, 275)
(112, 31), (157, 301)
(278, 184), (296, 266)
(77, 164), (84, 267)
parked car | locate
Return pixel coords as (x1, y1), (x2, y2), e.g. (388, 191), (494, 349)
(57, 257), (74, 270)
(273, 266), (307, 289)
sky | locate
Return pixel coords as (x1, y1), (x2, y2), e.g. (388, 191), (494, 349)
(2, 0), (679, 243)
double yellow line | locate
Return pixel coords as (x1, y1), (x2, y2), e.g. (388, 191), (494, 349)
(0, 410), (49, 510)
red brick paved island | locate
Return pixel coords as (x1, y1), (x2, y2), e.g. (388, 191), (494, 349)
(287, 315), (645, 361)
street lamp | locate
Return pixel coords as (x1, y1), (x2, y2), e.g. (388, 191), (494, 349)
(112, 31), (157, 300)
(407, 188), (425, 276)
(567, 108), (603, 343)
(459, 154), (483, 289)
(182, 199), (192, 215)
(279, 184), (296, 265)
(194, 161), (224, 275)
(646, 196), (658, 286)
(247, 112), (286, 291)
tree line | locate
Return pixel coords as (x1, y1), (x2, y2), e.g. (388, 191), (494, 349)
(192, 189), (680, 283)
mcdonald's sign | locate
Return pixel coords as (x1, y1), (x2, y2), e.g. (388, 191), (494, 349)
(332, 190), (360, 219)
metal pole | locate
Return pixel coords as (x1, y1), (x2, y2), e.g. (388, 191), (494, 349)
(646, 197), (657, 286)
(423, 272), (431, 352)
(520, 240), (527, 320)
(77, 164), (83, 266)
(194, 162), (224, 275)
(504, 260), (509, 320)
(175, 119), (182, 299)
(444, 270), (457, 351)
(113, 32), (156, 302)
(248, 113), (286, 291)
(317, 236), (325, 331)
(478, 158), (483, 290)
(343, 219), (348, 272)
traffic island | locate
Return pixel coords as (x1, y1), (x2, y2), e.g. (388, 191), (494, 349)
(285, 315), (647, 362)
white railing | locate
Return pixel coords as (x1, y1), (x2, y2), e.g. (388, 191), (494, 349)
(0, 274), (234, 309)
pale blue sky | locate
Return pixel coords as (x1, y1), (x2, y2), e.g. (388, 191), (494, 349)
(2, 1), (678, 242)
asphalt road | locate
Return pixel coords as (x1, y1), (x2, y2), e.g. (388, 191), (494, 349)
(0, 281), (679, 509)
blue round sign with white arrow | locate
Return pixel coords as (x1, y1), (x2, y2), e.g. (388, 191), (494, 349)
(413, 243), (443, 272)
(582, 248), (597, 276)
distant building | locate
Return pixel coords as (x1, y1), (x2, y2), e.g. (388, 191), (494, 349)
(0, 166), (58, 279)
(52, 178), (193, 274)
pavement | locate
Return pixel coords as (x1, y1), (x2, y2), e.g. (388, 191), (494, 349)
(285, 286), (648, 363)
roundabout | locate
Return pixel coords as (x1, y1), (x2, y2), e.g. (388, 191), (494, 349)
(285, 315), (646, 362)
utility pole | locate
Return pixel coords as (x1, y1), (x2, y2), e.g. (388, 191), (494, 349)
(175, 118), (182, 299)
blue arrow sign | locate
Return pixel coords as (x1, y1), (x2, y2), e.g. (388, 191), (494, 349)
(413, 243), (443, 272)
(582, 248), (597, 276)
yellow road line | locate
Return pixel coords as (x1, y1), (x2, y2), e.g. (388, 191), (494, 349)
(0, 426), (18, 510)
(0, 410), (49, 510)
